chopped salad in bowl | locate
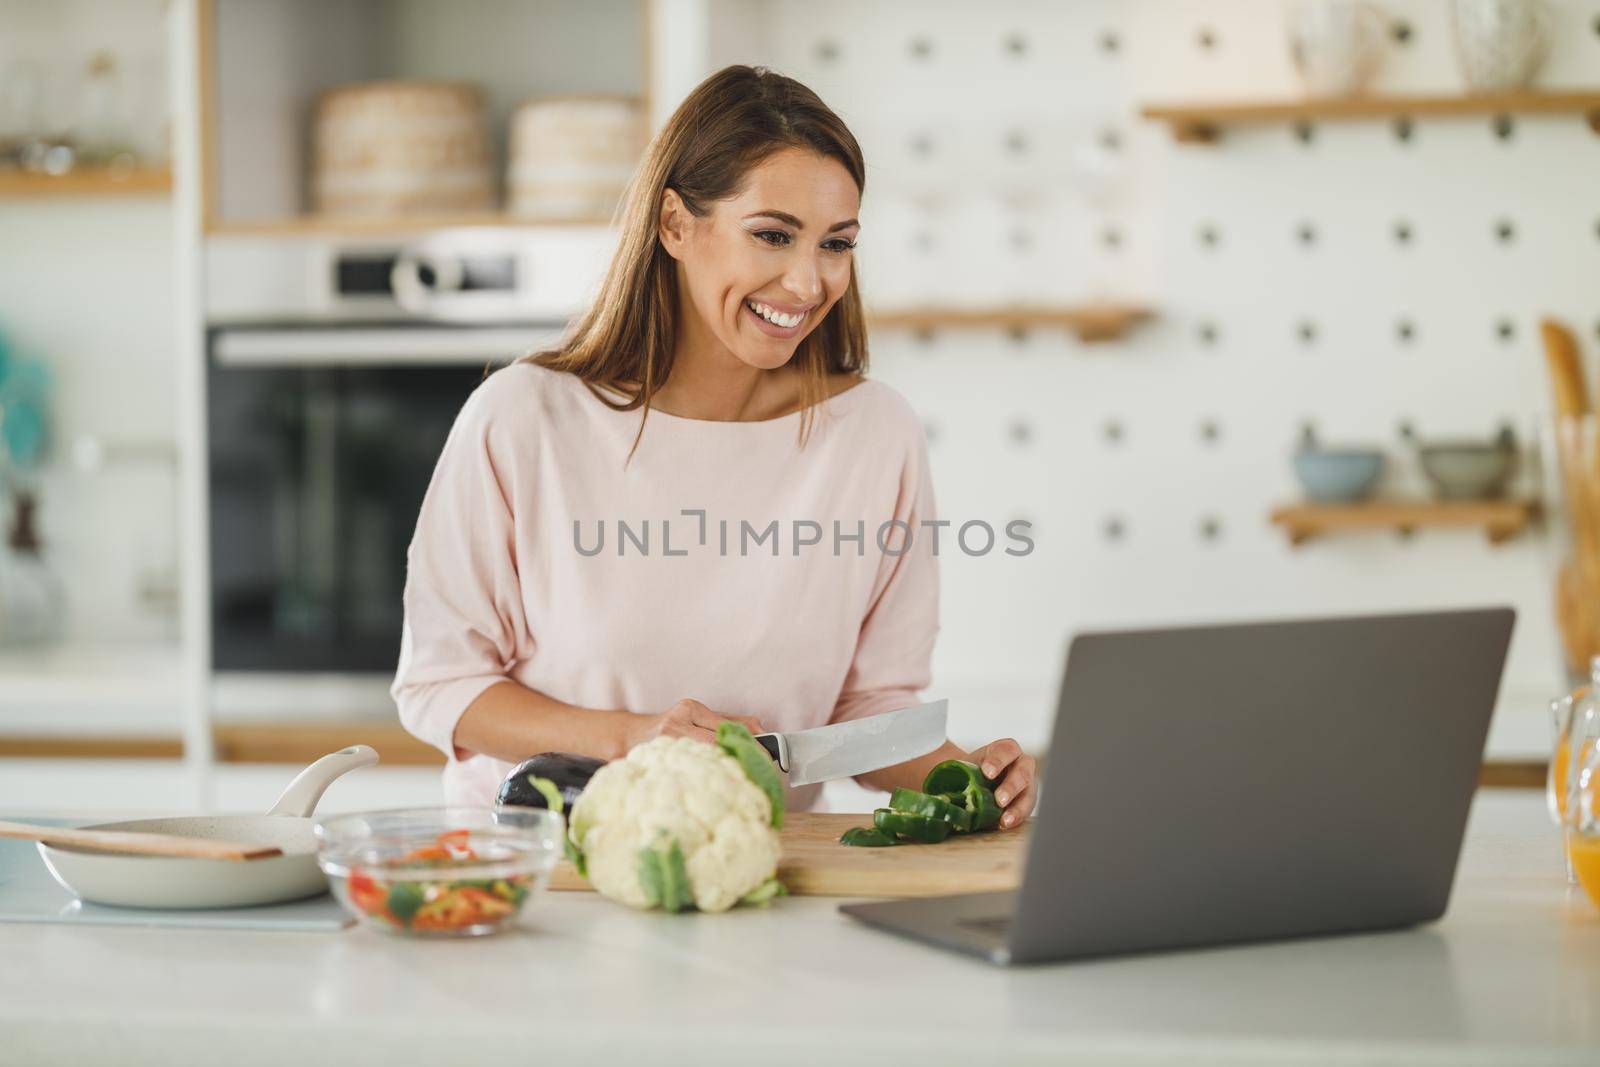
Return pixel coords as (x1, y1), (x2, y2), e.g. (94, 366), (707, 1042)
(314, 807), (563, 936)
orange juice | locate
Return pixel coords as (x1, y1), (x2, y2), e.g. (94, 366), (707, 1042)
(1554, 738), (1599, 822)
(1570, 836), (1600, 910)
(1555, 739), (1572, 818)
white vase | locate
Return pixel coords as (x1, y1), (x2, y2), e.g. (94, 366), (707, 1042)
(1452, 0), (1550, 94)
(1288, 0), (1388, 99)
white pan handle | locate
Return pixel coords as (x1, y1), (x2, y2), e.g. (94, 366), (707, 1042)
(266, 745), (381, 818)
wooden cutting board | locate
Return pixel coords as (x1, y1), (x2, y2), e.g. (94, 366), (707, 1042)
(548, 812), (1029, 898)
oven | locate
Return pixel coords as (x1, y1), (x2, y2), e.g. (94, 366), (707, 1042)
(204, 227), (609, 714)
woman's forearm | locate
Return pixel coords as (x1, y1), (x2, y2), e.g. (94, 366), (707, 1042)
(452, 680), (640, 764)
(854, 741), (969, 794)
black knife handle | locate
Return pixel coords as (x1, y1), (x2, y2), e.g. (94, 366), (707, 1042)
(753, 733), (787, 772)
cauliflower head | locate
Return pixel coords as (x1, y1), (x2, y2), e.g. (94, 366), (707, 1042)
(568, 734), (782, 913)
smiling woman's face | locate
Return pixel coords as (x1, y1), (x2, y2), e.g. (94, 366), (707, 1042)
(658, 147), (861, 371)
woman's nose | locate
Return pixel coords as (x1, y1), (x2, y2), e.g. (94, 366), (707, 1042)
(783, 256), (823, 304)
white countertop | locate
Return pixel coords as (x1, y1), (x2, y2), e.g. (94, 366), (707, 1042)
(1, 792), (1596, 1066)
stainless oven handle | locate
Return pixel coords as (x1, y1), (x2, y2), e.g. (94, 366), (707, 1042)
(390, 250), (465, 317)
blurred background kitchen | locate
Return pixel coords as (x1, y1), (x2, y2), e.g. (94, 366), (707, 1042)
(1, 0), (1597, 814)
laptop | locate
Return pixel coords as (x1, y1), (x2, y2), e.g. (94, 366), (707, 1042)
(840, 607), (1515, 965)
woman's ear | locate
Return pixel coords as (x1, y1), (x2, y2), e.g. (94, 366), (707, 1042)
(658, 188), (691, 261)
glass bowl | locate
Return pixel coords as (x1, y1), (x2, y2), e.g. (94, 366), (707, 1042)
(314, 807), (564, 936)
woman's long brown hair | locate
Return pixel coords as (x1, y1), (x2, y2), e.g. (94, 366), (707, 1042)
(520, 65), (870, 464)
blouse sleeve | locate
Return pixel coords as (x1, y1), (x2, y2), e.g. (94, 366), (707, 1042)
(390, 378), (531, 761)
(828, 419), (941, 726)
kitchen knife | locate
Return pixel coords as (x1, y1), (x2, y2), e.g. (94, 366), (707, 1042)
(753, 699), (948, 787)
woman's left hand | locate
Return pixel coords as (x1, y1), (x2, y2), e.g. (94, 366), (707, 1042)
(970, 739), (1036, 830)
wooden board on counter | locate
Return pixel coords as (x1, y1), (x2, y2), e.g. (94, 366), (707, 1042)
(548, 812), (1029, 898)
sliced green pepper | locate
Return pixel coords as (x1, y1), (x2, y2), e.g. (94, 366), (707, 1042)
(966, 788), (1002, 832)
(839, 826), (900, 847)
(889, 787), (974, 832)
(873, 808), (951, 844)
(921, 759), (1003, 832)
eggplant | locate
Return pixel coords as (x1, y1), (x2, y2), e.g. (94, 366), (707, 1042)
(496, 752), (607, 813)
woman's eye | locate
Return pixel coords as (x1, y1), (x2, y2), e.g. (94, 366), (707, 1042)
(753, 230), (855, 253)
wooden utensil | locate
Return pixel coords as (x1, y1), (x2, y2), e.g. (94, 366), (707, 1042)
(548, 812), (1029, 898)
(1541, 318), (1589, 419)
(1555, 561), (1591, 675)
(1554, 418), (1600, 671)
(0, 820), (284, 861)
(1542, 318), (1600, 671)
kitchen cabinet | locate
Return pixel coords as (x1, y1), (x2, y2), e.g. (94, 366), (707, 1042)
(200, 0), (647, 232)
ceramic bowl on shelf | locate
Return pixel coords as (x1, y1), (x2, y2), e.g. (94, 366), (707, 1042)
(1293, 450), (1385, 502)
(1293, 426), (1385, 502)
(1416, 426), (1517, 500)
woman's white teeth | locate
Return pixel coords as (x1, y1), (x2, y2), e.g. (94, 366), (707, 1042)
(746, 300), (803, 328)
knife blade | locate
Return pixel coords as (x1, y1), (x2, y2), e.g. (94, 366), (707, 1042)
(753, 699), (948, 787)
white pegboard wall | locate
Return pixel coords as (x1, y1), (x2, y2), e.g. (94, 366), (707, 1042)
(685, 0), (1600, 753)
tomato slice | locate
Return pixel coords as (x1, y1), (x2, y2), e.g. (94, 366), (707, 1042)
(347, 871), (390, 917)
(400, 846), (453, 863)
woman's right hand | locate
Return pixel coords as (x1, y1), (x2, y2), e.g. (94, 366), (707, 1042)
(624, 698), (766, 751)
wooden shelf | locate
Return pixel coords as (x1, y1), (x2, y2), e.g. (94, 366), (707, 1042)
(1141, 90), (1600, 143)
(868, 304), (1152, 343)
(0, 166), (173, 197)
(1270, 500), (1539, 546)
(206, 212), (614, 236)
(0, 721), (442, 765)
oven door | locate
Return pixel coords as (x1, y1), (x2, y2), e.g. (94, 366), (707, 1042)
(206, 324), (560, 679)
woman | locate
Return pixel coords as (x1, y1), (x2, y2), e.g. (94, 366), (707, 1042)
(392, 65), (1036, 828)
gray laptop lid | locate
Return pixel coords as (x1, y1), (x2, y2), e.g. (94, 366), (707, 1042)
(1007, 607), (1514, 964)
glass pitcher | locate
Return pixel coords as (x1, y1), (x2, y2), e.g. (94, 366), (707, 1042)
(1548, 656), (1600, 885)
(1568, 743), (1600, 910)
(1555, 661), (1600, 887)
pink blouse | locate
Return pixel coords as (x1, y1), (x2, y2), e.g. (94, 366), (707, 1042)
(391, 361), (940, 811)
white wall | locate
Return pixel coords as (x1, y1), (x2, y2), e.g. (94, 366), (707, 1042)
(686, 0), (1600, 755)
(0, 2), (178, 647)
(0, 0), (169, 161)
(0, 198), (180, 644)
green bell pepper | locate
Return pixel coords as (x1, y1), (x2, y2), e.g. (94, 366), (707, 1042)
(889, 787), (974, 833)
(839, 826), (900, 847)
(921, 759), (1003, 831)
(873, 807), (951, 844)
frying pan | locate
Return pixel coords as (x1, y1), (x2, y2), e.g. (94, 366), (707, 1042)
(38, 745), (379, 909)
